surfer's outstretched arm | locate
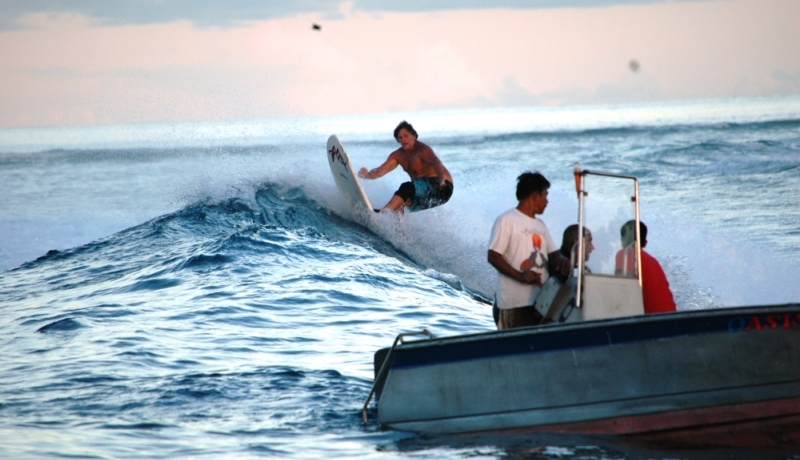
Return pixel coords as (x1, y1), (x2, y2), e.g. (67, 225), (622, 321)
(358, 152), (399, 180)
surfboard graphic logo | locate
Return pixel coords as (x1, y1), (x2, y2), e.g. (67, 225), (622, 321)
(329, 146), (347, 166)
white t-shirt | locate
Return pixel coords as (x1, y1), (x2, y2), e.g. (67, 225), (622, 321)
(488, 208), (557, 309)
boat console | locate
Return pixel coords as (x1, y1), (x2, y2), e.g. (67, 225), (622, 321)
(534, 164), (646, 322)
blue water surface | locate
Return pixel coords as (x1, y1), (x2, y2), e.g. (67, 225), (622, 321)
(1, 97), (799, 459)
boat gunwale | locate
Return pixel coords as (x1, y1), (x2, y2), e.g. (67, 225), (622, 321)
(388, 303), (800, 348)
(379, 303), (800, 370)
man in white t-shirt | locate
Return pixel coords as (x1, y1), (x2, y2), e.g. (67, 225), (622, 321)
(488, 171), (571, 329)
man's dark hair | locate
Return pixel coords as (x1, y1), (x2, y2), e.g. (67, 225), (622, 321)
(516, 171), (550, 201)
(561, 224), (587, 254)
(394, 121), (418, 141)
(621, 220), (648, 245)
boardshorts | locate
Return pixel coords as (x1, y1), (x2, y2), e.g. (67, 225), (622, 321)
(394, 178), (454, 212)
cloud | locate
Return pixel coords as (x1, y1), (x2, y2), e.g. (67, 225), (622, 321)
(591, 71), (663, 104)
(0, 0), (712, 29)
(0, 0), (797, 127)
(771, 70), (800, 95)
(419, 41), (484, 98)
(494, 76), (542, 106)
(0, 1), (335, 30)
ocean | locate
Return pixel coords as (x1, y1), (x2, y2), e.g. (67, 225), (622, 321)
(1, 96), (799, 459)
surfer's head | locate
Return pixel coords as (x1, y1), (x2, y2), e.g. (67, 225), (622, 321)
(516, 171), (550, 202)
(394, 121), (418, 142)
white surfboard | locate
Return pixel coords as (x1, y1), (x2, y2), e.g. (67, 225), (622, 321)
(327, 135), (373, 213)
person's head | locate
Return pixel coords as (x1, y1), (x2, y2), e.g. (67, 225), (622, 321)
(516, 171), (550, 201)
(561, 224), (594, 260)
(393, 121), (418, 142)
(517, 171), (550, 217)
(394, 121), (418, 152)
(621, 220), (648, 248)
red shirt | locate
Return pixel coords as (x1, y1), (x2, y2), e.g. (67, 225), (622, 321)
(615, 248), (677, 314)
(640, 250), (677, 314)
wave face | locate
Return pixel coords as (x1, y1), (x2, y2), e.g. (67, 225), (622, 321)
(1, 98), (799, 458)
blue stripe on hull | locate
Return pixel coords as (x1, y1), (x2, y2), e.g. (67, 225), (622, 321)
(388, 305), (800, 370)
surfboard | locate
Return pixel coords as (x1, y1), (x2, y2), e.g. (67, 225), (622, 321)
(327, 135), (373, 213)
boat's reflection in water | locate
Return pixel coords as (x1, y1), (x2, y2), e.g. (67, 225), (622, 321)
(384, 431), (797, 460)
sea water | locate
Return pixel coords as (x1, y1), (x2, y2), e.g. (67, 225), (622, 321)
(1, 96), (799, 459)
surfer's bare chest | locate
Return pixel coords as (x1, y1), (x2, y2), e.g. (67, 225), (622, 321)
(394, 147), (434, 179)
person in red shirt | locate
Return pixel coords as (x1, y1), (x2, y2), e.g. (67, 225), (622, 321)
(615, 220), (677, 314)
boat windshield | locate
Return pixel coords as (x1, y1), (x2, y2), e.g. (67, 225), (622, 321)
(578, 173), (640, 278)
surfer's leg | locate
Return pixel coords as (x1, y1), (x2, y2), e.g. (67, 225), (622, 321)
(410, 178), (453, 211)
(381, 194), (407, 212)
(381, 181), (415, 212)
(433, 180), (454, 207)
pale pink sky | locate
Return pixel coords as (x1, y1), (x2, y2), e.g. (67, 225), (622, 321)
(0, 0), (798, 127)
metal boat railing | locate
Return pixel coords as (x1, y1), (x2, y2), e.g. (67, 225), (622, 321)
(362, 329), (435, 424)
(574, 163), (642, 308)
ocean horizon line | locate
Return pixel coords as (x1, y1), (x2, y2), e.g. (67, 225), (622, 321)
(1, 94), (799, 155)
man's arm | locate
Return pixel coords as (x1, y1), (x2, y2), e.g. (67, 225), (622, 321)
(548, 250), (572, 278)
(420, 147), (453, 186)
(358, 151), (399, 180)
(488, 250), (542, 286)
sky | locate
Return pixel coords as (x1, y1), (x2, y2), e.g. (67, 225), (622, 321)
(0, 0), (798, 128)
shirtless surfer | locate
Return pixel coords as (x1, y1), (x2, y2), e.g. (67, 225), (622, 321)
(358, 121), (454, 213)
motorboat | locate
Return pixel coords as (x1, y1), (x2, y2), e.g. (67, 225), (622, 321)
(363, 165), (800, 448)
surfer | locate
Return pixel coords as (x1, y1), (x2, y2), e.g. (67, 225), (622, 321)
(358, 121), (453, 213)
(488, 172), (571, 330)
